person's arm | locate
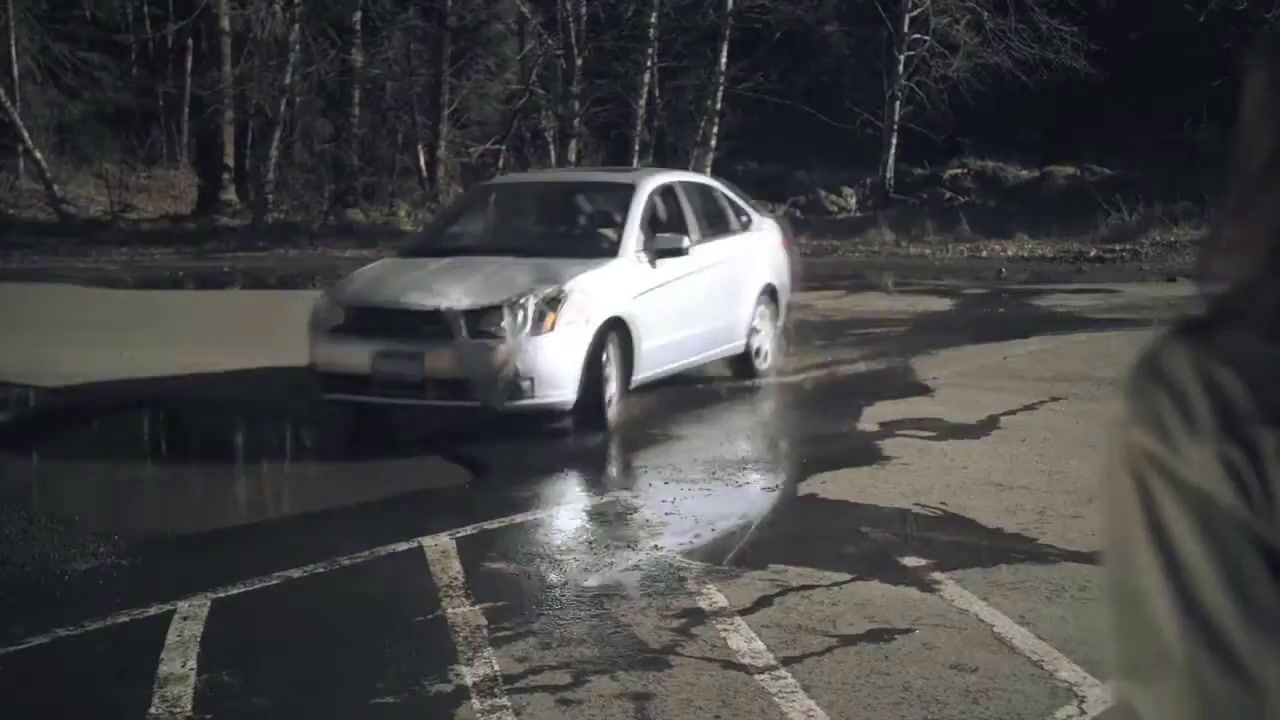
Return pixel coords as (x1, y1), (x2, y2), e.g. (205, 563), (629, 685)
(1105, 335), (1280, 719)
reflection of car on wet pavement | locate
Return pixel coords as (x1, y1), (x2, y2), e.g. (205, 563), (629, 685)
(308, 167), (793, 431)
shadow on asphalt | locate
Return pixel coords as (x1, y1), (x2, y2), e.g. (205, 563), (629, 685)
(793, 284), (1149, 364)
(0, 283), (1153, 642)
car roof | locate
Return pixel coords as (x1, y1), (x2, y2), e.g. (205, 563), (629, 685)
(487, 166), (715, 185)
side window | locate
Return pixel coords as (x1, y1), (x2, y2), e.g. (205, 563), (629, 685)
(641, 184), (690, 241)
(722, 194), (753, 232)
(680, 182), (735, 241)
(716, 177), (763, 224)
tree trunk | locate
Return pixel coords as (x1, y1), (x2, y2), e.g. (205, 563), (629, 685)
(162, 0), (175, 159)
(427, 0), (450, 203)
(559, 0), (586, 166)
(0, 81), (78, 219)
(406, 37), (429, 193)
(125, 2), (138, 79)
(195, 0), (239, 215)
(259, 0), (300, 220)
(143, 0), (166, 160)
(629, 0), (659, 167)
(141, 0), (154, 55)
(6, 0), (22, 179)
(878, 0), (911, 198)
(336, 0), (363, 217)
(539, 99), (558, 168)
(179, 34), (192, 165)
(216, 0), (238, 211)
(690, 0), (733, 175)
(645, 41), (661, 166)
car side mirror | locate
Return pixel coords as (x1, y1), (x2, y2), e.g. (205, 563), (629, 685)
(650, 232), (692, 259)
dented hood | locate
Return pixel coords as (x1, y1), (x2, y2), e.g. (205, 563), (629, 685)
(333, 256), (611, 309)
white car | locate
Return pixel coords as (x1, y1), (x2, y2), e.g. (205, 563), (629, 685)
(308, 166), (793, 431)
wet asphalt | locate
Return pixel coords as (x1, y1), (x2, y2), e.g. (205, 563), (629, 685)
(0, 277), (1196, 719)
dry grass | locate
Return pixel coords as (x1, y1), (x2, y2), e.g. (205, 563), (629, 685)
(789, 158), (1207, 264)
(0, 162), (425, 227)
(2, 163), (198, 220)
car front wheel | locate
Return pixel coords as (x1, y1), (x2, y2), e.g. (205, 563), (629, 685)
(574, 328), (627, 432)
(731, 294), (781, 379)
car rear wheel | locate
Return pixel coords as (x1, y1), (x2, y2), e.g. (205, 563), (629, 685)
(731, 294), (780, 380)
(574, 328), (627, 432)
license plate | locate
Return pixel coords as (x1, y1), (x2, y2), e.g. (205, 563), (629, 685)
(371, 350), (426, 383)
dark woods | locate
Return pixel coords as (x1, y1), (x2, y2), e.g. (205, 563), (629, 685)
(0, 0), (1276, 225)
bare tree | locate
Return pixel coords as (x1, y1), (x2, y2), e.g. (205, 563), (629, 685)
(558, 0), (587, 165)
(428, 0), (451, 202)
(259, 0), (301, 219)
(6, 0), (21, 179)
(195, 0), (241, 215)
(878, 0), (914, 196)
(0, 81), (77, 218)
(629, 0), (660, 167)
(179, 33), (193, 165)
(690, 0), (734, 175)
(871, 0), (1090, 196)
(406, 30), (430, 192)
(215, 0), (239, 210)
(512, 0), (561, 167)
(495, 7), (548, 173)
(336, 0), (365, 218)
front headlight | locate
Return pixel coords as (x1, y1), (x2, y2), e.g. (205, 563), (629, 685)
(465, 288), (581, 339)
(527, 288), (572, 336)
(309, 292), (345, 332)
(501, 288), (576, 337)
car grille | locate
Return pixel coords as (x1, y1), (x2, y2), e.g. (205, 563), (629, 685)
(332, 306), (455, 341)
(318, 373), (477, 402)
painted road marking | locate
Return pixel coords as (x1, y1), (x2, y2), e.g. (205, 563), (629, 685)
(895, 555), (1113, 718)
(422, 537), (517, 720)
(145, 599), (211, 720)
(0, 497), (624, 657)
(694, 582), (832, 720)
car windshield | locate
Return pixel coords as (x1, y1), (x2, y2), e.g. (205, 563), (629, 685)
(403, 180), (635, 259)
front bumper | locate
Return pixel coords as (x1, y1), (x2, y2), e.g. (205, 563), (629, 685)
(309, 326), (591, 411)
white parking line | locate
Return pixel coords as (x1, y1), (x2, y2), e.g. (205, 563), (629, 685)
(0, 497), (620, 657)
(145, 599), (211, 720)
(422, 537), (517, 720)
(896, 556), (1113, 718)
(694, 582), (831, 720)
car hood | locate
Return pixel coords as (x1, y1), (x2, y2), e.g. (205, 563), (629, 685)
(333, 256), (611, 309)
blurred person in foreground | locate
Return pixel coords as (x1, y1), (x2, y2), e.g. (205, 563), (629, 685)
(1104, 30), (1280, 720)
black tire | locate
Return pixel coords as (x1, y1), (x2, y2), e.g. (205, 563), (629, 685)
(574, 328), (627, 433)
(731, 294), (781, 380)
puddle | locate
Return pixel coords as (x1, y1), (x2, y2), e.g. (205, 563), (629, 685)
(0, 401), (471, 536)
(0, 285), (1133, 579)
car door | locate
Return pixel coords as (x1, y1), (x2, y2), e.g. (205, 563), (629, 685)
(628, 182), (721, 380)
(677, 180), (754, 352)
